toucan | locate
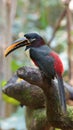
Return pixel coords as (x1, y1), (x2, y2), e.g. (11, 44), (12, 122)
(4, 33), (66, 113)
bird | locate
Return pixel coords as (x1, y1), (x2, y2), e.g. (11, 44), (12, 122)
(4, 33), (66, 113)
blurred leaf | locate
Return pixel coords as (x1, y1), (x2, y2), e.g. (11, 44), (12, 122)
(39, 10), (48, 29)
(1, 80), (7, 88)
(11, 59), (21, 72)
(54, 44), (64, 53)
(47, 0), (61, 6)
(2, 94), (19, 105)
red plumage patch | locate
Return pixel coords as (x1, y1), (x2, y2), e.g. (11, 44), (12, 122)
(49, 51), (64, 76)
(31, 58), (39, 66)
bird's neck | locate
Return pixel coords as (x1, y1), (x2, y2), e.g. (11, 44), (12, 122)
(31, 39), (45, 48)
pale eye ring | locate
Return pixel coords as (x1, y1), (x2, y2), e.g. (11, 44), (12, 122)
(30, 38), (36, 42)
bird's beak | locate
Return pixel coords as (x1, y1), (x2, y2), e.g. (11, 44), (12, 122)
(4, 37), (30, 57)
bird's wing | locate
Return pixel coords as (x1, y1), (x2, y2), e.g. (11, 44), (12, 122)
(30, 48), (55, 79)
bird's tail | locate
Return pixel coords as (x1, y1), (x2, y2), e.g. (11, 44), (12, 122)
(57, 74), (66, 113)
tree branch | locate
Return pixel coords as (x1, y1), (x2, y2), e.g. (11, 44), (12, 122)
(48, 0), (71, 45)
(2, 73), (45, 109)
(2, 66), (73, 129)
(48, 7), (67, 45)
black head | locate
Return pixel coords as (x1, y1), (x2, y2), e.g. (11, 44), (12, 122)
(24, 33), (45, 50)
(4, 33), (45, 57)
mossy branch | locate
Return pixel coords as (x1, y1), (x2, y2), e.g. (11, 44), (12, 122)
(2, 66), (73, 129)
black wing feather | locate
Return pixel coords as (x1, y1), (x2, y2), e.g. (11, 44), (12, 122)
(30, 48), (55, 79)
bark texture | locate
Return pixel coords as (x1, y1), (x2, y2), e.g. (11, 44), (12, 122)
(2, 66), (73, 130)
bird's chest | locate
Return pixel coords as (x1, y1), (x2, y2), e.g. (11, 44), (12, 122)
(29, 48), (41, 66)
(29, 47), (48, 66)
